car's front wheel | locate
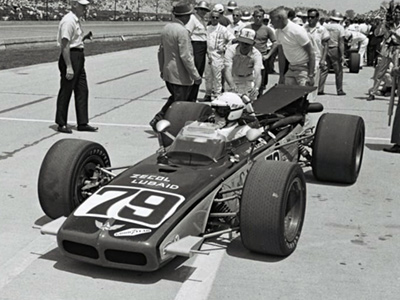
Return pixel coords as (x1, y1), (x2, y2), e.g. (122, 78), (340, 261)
(240, 160), (306, 256)
(38, 139), (111, 219)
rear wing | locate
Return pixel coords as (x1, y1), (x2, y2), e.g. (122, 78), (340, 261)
(253, 84), (317, 115)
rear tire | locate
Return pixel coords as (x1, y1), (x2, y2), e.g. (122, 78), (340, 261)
(312, 113), (365, 184)
(38, 139), (111, 219)
(349, 52), (360, 73)
(240, 160), (306, 256)
(163, 102), (212, 146)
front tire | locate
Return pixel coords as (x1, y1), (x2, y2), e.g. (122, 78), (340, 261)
(240, 160), (306, 256)
(312, 113), (365, 184)
(38, 139), (111, 219)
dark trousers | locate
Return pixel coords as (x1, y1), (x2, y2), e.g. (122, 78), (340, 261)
(56, 51), (89, 126)
(259, 57), (269, 97)
(391, 85), (400, 144)
(188, 41), (207, 101)
(160, 82), (193, 114)
(319, 47), (344, 94)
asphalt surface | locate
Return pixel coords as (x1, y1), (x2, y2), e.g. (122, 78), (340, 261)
(0, 45), (399, 299)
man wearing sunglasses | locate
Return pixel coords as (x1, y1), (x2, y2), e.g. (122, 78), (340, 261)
(227, 8), (245, 37)
(204, 10), (235, 101)
(304, 8), (330, 101)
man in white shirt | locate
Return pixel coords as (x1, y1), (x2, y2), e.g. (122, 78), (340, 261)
(269, 7), (315, 86)
(204, 10), (235, 100)
(345, 29), (369, 68)
(56, 0), (97, 133)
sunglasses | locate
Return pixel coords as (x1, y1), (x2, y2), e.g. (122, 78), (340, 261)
(307, 16), (317, 19)
(211, 16), (219, 19)
(233, 14), (240, 17)
(213, 106), (230, 117)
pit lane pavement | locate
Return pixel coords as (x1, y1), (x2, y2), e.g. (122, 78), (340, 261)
(0, 46), (399, 300)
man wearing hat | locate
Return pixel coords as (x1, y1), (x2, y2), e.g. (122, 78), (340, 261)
(150, 2), (202, 129)
(213, 3), (231, 27)
(186, 1), (210, 101)
(318, 11), (346, 96)
(55, 0), (97, 133)
(224, 28), (263, 100)
(226, 1), (238, 23)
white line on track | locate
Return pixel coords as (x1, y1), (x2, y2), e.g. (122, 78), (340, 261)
(0, 235), (56, 292)
(0, 117), (150, 128)
(174, 238), (229, 300)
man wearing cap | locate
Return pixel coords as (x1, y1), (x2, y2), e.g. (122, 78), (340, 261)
(186, 1), (210, 101)
(246, 8), (276, 96)
(150, 2), (202, 129)
(204, 10), (235, 101)
(225, 1), (238, 23)
(224, 28), (263, 100)
(318, 12), (346, 96)
(241, 10), (252, 27)
(213, 3), (231, 27)
(55, 0), (97, 133)
(269, 7), (315, 87)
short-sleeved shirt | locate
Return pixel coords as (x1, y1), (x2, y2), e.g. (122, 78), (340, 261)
(224, 44), (263, 77)
(324, 22), (345, 48)
(245, 23), (276, 55)
(57, 11), (84, 49)
(227, 20), (246, 37)
(185, 13), (207, 42)
(275, 20), (311, 65)
(304, 23), (330, 61)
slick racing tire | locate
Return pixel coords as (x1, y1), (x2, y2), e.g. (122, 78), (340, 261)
(240, 160), (306, 256)
(312, 113), (365, 184)
(38, 139), (111, 219)
(163, 102), (213, 146)
(349, 52), (360, 73)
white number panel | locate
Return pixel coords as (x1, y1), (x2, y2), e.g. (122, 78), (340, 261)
(74, 186), (186, 229)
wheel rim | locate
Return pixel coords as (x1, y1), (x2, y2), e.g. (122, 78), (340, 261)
(73, 156), (105, 207)
(354, 129), (364, 175)
(284, 177), (305, 243)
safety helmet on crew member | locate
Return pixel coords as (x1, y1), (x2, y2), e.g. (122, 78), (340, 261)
(211, 92), (245, 121)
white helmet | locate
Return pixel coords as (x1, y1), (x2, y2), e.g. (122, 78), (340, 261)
(211, 92), (245, 121)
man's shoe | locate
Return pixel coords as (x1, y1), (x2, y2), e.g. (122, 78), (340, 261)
(57, 125), (72, 134)
(203, 95), (212, 102)
(367, 94), (375, 101)
(337, 91), (346, 96)
(77, 124), (98, 132)
(383, 144), (400, 153)
(317, 92), (325, 95)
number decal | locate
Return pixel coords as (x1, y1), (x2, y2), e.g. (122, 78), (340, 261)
(74, 186), (185, 228)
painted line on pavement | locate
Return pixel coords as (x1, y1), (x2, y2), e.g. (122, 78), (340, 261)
(174, 236), (232, 300)
(0, 235), (57, 292)
(0, 117), (150, 128)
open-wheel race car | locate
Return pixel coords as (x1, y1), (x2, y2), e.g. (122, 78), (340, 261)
(37, 84), (365, 272)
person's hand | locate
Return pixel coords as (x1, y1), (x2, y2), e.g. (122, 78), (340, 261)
(307, 76), (315, 87)
(228, 83), (238, 93)
(249, 87), (259, 99)
(160, 72), (164, 80)
(66, 66), (74, 80)
(83, 31), (93, 42)
(278, 75), (285, 84)
(319, 60), (326, 69)
(262, 54), (269, 61)
(194, 78), (202, 85)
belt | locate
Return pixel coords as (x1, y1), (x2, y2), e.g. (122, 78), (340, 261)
(236, 74), (252, 77)
(70, 48), (84, 52)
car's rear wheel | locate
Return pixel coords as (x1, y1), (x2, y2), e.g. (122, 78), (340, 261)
(349, 52), (360, 73)
(240, 160), (306, 256)
(312, 113), (365, 184)
(163, 102), (212, 146)
(38, 139), (111, 219)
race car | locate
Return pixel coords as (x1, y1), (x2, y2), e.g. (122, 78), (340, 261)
(37, 84), (365, 272)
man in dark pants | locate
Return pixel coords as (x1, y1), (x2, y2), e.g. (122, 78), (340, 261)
(56, 0), (97, 133)
(150, 2), (202, 130)
(318, 12), (346, 96)
(185, 1), (210, 101)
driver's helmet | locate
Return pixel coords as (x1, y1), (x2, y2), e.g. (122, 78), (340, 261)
(211, 92), (245, 121)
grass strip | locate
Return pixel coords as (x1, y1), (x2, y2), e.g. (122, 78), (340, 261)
(0, 36), (160, 70)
